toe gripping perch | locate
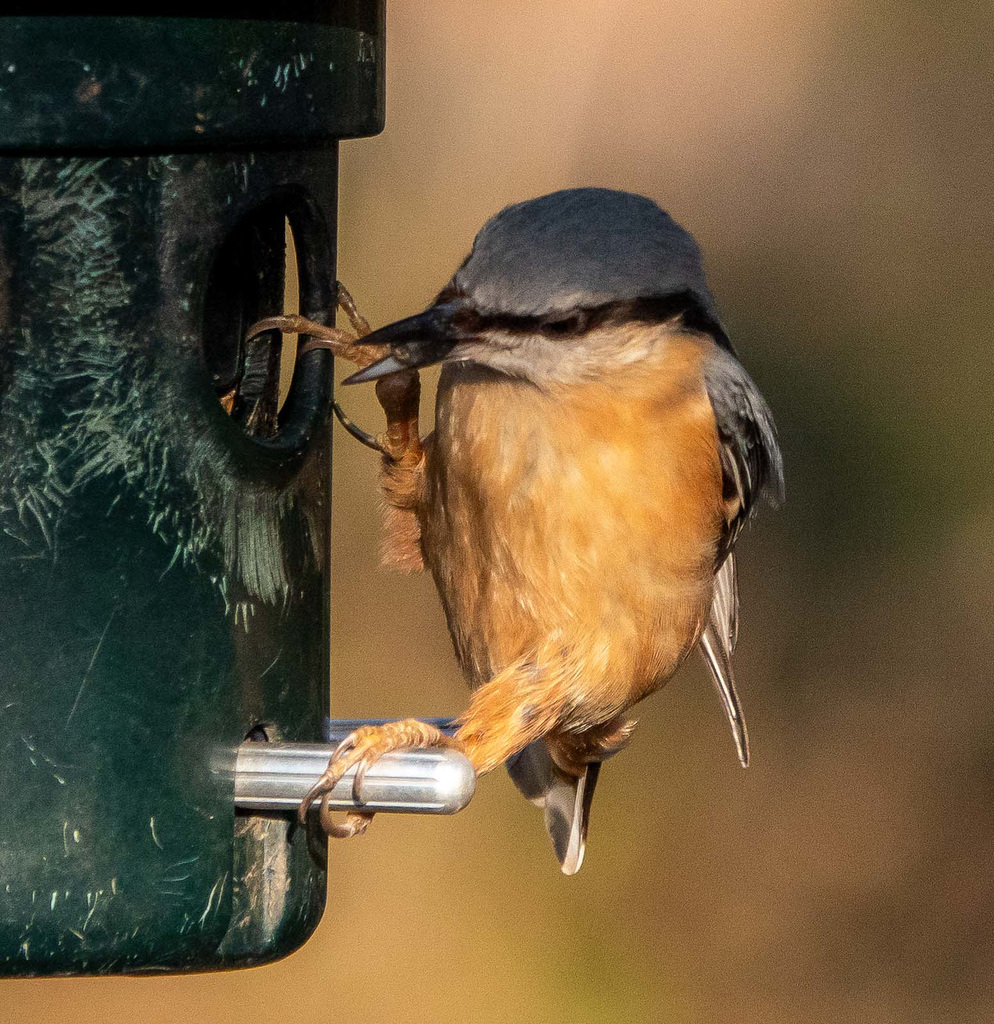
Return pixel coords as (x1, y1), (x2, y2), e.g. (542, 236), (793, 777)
(233, 719), (476, 818)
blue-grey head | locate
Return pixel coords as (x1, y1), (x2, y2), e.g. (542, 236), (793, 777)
(346, 187), (732, 388)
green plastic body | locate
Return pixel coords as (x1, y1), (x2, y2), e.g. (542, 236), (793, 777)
(0, 8), (384, 976)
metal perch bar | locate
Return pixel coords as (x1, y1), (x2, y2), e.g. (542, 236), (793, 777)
(234, 723), (474, 815)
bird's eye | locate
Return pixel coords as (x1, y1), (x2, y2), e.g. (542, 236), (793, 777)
(540, 313), (586, 338)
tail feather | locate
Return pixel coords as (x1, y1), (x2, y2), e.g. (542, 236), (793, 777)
(506, 740), (600, 875)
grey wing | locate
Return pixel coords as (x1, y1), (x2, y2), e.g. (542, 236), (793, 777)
(699, 346), (784, 767)
(703, 345), (785, 554)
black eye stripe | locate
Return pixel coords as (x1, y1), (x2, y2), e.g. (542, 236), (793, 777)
(540, 313), (588, 337)
(446, 291), (722, 340)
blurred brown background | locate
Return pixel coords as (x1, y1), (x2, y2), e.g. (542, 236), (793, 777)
(12, 1), (994, 1021)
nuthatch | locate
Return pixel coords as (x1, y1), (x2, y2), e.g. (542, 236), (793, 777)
(270, 188), (783, 873)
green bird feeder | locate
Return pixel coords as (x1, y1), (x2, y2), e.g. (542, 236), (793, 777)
(0, 4), (384, 975)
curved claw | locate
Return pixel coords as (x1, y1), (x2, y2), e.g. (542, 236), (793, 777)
(297, 719), (460, 838)
(352, 758), (372, 805)
(295, 735), (375, 829)
(318, 795), (372, 838)
(297, 775), (332, 826)
(298, 770), (374, 838)
(332, 401), (387, 453)
(333, 733), (357, 758)
(318, 794), (346, 837)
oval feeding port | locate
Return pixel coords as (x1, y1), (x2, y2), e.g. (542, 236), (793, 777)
(203, 208), (305, 443)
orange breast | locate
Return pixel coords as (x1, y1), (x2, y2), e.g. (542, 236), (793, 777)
(421, 336), (724, 722)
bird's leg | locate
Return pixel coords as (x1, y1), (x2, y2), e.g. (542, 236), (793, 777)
(451, 658), (573, 775)
(373, 370), (426, 570)
(300, 651), (588, 838)
(545, 716), (637, 778)
(243, 282), (424, 469)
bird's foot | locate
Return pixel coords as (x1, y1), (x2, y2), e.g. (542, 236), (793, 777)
(298, 719), (461, 839)
(244, 282), (387, 369)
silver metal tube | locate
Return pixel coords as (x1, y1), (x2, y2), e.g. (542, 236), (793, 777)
(234, 742), (475, 815)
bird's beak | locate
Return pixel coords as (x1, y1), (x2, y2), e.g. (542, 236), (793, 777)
(342, 304), (465, 385)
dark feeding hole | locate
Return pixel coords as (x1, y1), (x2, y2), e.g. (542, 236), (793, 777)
(244, 723), (272, 743)
(203, 209), (303, 441)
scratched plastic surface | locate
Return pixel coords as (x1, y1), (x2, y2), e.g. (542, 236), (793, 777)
(0, 147), (337, 975)
(0, 9), (383, 975)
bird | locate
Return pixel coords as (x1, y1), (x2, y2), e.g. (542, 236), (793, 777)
(269, 188), (783, 873)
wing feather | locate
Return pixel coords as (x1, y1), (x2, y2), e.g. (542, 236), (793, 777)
(698, 345), (783, 765)
(704, 345), (784, 557)
(698, 553), (749, 765)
